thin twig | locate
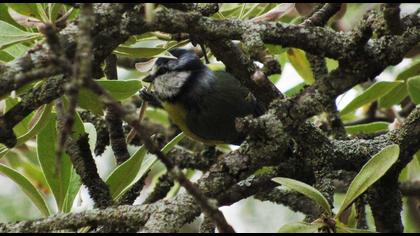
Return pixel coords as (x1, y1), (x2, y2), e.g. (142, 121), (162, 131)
(55, 3), (95, 173)
(126, 84), (152, 143)
(301, 3), (342, 27)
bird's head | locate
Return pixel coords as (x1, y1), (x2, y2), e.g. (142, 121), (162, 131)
(142, 48), (205, 100)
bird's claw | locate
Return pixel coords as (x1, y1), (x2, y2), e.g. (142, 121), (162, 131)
(139, 89), (163, 108)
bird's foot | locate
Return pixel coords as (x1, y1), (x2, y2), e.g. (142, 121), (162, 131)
(139, 88), (163, 108)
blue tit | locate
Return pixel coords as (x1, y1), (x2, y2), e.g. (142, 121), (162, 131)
(141, 48), (264, 145)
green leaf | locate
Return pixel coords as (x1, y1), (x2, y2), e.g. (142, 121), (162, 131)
(346, 204), (358, 228)
(97, 80), (143, 100)
(277, 222), (324, 233)
(340, 81), (403, 115)
(161, 132), (185, 154)
(336, 144), (400, 218)
(36, 113), (71, 211)
(207, 63), (226, 71)
(35, 3), (49, 22)
(407, 76), (420, 104)
(379, 60), (420, 108)
(266, 44), (287, 55)
(377, 84), (407, 108)
(106, 145), (148, 199)
(3, 43), (29, 59)
(345, 121), (390, 135)
(61, 168), (81, 213)
(77, 79), (142, 115)
(336, 221), (375, 233)
(326, 58), (338, 72)
(218, 4), (243, 17)
(0, 103), (52, 157)
(10, 154), (49, 192)
(268, 74), (281, 84)
(145, 108), (169, 127)
(284, 82), (305, 97)
(48, 3), (59, 22)
(4, 97), (33, 136)
(403, 196), (420, 232)
(83, 123), (97, 154)
(114, 39), (189, 59)
(0, 4), (22, 28)
(114, 46), (172, 58)
(0, 163), (50, 217)
(6, 3), (41, 19)
(0, 20), (41, 50)
(0, 50), (14, 62)
(272, 177), (332, 215)
(287, 48), (315, 85)
(36, 112), (84, 212)
(14, 103), (52, 146)
(106, 132), (185, 200)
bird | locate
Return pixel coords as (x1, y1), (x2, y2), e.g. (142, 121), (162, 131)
(140, 48), (264, 145)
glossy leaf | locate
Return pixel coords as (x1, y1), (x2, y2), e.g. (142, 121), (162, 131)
(0, 4), (21, 28)
(145, 108), (169, 126)
(0, 103), (52, 157)
(106, 145), (148, 199)
(83, 123), (97, 154)
(340, 81), (403, 115)
(135, 58), (158, 72)
(219, 4), (242, 17)
(378, 84), (408, 108)
(114, 39), (189, 59)
(284, 82), (305, 97)
(207, 63), (226, 71)
(5, 3), (41, 19)
(4, 97), (32, 136)
(3, 43), (29, 59)
(336, 144), (400, 218)
(326, 58), (338, 72)
(96, 80), (143, 100)
(0, 20), (41, 50)
(11, 154), (49, 193)
(407, 76), (420, 104)
(0, 163), (50, 217)
(277, 222), (324, 233)
(106, 132), (185, 200)
(36, 113), (72, 211)
(345, 121), (390, 135)
(378, 60), (420, 108)
(77, 79), (142, 115)
(251, 3), (294, 22)
(114, 46), (172, 59)
(0, 50), (14, 62)
(287, 48), (315, 85)
(8, 7), (44, 29)
(36, 111), (84, 212)
(272, 177), (332, 215)
(14, 103), (52, 146)
(62, 168), (81, 213)
(336, 221), (375, 233)
(48, 3), (63, 22)
(35, 3), (49, 22)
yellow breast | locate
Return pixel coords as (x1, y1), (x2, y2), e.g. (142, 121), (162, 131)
(162, 101), (224, 145)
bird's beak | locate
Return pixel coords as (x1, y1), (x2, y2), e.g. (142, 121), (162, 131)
(142, 74), (155, 83)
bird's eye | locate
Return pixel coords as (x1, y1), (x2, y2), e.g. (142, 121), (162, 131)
(157, 66), (168, 75)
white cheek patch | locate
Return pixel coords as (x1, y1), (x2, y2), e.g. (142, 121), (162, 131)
(154, 71), (191, 100)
